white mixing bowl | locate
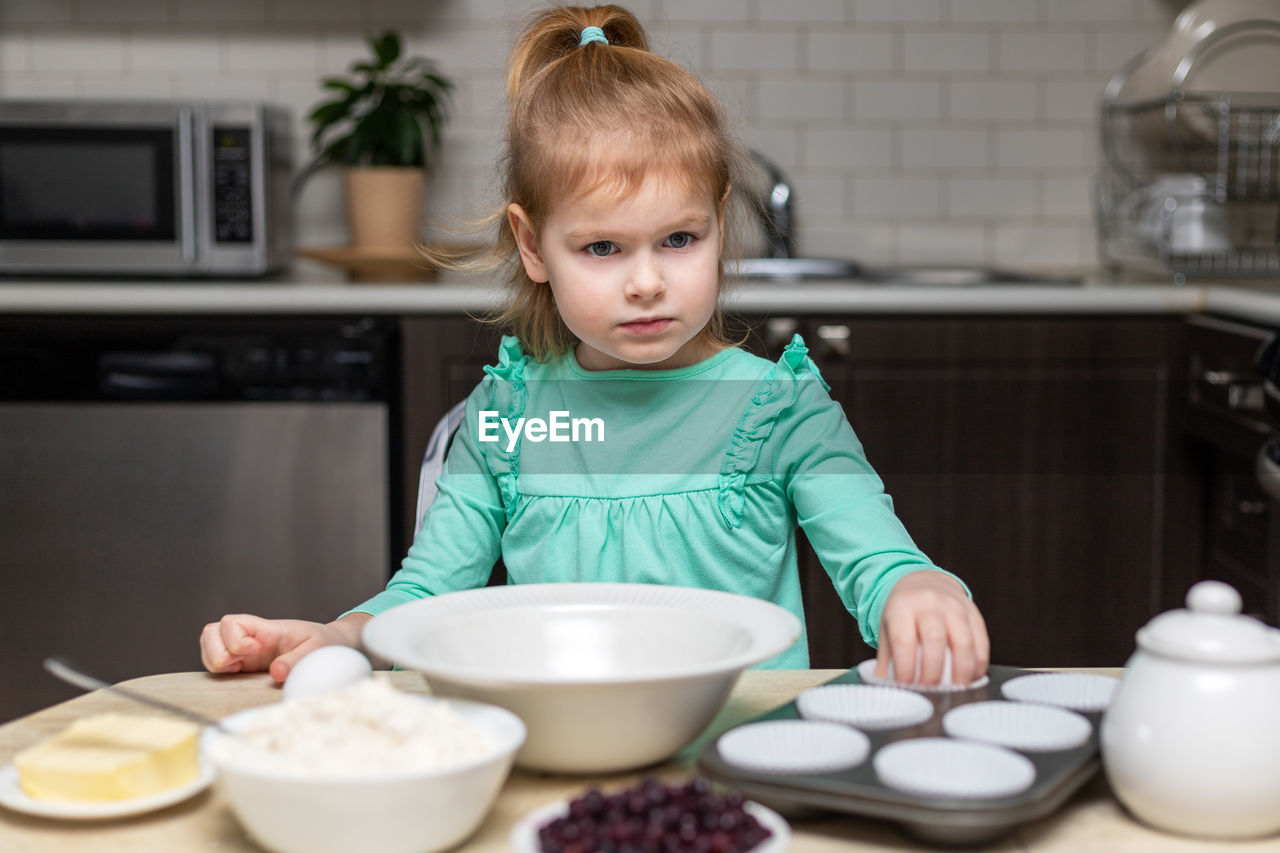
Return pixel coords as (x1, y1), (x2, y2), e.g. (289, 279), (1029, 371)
(362, 583), (803, 773)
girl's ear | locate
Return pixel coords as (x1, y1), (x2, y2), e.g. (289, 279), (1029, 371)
(507, 203), (548, 283)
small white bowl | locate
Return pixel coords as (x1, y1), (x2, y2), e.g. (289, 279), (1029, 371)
(363, 583), (802, 773)
(204, 697), (525, 853)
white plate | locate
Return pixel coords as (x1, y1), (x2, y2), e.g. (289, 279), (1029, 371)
(509, 797), (791, 853)
(0, 756), (214, 821)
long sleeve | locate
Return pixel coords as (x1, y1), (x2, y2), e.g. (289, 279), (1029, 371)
(346, 383), (506, 616)
(772, 350), (969, 648)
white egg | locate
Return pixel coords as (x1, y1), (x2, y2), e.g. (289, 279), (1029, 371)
(283, 646), (373, 700)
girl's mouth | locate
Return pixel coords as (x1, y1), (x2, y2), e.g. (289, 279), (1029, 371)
(619, 318), (673, 335)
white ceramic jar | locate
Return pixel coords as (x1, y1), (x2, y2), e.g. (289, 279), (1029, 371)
(1101, 580), (1280, 839)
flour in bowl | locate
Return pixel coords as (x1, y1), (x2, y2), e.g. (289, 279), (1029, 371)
(219, 677), (498, 776)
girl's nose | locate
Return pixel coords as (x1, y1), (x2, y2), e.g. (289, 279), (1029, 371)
(625, 253), (665, 300)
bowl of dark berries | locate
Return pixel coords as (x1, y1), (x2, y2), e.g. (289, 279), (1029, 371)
(509, 776), (790, 853)
(363, 583), (802, 773)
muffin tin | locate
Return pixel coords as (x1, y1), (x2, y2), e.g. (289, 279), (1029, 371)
(697, 665), (1115, 845)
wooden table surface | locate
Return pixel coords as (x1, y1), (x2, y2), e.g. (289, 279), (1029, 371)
(1, 668), (1277, 852)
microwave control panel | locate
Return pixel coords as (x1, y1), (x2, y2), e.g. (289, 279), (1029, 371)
(212, 125), (253, 244)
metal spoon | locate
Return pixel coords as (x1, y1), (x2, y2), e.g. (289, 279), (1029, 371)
(43, 657), (230, 733)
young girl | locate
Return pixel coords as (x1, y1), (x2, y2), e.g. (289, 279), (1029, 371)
(201, 4), (988, 687)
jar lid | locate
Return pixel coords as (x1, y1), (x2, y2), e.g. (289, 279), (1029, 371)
(1137, 581), (1280, 664)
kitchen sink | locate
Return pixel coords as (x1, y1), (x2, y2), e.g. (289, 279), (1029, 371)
(727, 257), (1082, 286)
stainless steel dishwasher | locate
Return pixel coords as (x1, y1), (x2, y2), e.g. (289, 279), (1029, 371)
(0, 315), (398, 722)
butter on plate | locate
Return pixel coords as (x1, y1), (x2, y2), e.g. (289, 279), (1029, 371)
(14, 713), (200, 802)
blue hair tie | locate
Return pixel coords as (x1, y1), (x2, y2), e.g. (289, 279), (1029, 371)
(579, 26), (608, 46)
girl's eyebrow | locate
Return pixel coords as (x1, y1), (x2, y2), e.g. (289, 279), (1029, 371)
(564, 213), (713, 241)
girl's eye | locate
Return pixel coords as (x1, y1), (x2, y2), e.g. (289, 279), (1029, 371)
(586, 241), (616, 257)
(665, 232), (694, 249)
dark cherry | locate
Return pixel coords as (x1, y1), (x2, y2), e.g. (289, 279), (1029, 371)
(537, 777), (771, 853)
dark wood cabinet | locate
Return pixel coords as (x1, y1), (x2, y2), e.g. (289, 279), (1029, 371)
(734, 314), (1199, 668)
(399, 313), (1201, 668)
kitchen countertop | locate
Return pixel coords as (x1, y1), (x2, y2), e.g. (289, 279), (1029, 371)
(2, 668), (1276, 852)
(2, 266), (1280, 326)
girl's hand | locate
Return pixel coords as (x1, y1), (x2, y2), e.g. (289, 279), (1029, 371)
(874, 571), (990, 686)
(199, 613), (368, 684)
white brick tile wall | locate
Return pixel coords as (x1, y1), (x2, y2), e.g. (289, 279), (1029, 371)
(1042, 78), (1110, 123)
(945, 177), (1035, 218)
(852, 177), (940, 217)
(0, 31), (28, 74)
(898, 224), (988, 264)
(27, 32), (127, 73)
(169, 0), (267, 25)
(1041, 176), (1095, 219)
(1045, 0), (1142, 25)
(0, 0), (1179, 269)
(759, 78), (847, 122)
(710, 30), (802, 72)
(1094, 27), (1163, 74)
(902, 32), (991, 73)
(129, 31), (220, 74)
(760, 0), (846, 25)
(804, 128), (893, 169)
(853, 0), (944, 25)
(995, 129), (1093, 172)
(998, 31), (1090, 73)
(78, 1), (167, 25)
(947, 80), (1037, 121)
(995, 224), (1088, 267)
(948, 0), (1037, 25)
(853, 80), (943, 122)
(804, 31), (894, 73)
(900, 128), (988, 171)
(225, 31), (322, 74)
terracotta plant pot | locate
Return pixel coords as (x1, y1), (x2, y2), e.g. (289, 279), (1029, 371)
(343, 167), (425, 249)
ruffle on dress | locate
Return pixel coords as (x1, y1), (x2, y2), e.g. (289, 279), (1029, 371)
(717, 334), (830, 528)
(481, 335), (529, 520)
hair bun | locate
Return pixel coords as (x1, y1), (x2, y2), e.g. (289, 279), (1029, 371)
(506, 4), (650, 103)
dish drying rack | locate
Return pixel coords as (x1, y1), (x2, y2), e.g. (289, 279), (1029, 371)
(1097, 60), (1280, 282)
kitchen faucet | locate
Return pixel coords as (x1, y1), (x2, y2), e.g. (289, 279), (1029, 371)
(747, 149), (796, 259)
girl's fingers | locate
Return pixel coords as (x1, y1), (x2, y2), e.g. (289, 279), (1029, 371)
(200, 621), (242, 672)
(889, 619), (920, 685)
(873, 639), (893, 679)
(916, 614), (949, 685)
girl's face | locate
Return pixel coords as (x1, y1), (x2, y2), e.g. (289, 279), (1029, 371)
(508, 170), (725, 371)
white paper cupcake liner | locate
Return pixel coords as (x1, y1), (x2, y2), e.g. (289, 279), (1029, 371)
(856, 658), (990, 693)
(873, 737), (1036, 800)
(717, 719), (871, 775)
(1000, 672), (1119, 712)
(942, 700), (1092, 752)
(796, 684), (935, 731)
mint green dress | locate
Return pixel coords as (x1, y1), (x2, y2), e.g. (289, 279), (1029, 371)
(352, 334), (963, 668)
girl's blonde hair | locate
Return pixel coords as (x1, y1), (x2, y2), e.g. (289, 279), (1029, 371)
(453, 3), (746, 361)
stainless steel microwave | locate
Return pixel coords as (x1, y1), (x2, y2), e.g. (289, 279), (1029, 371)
(0, 99), (293, 277)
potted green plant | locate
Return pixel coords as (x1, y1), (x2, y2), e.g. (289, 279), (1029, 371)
(306, 31), (454, 250)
